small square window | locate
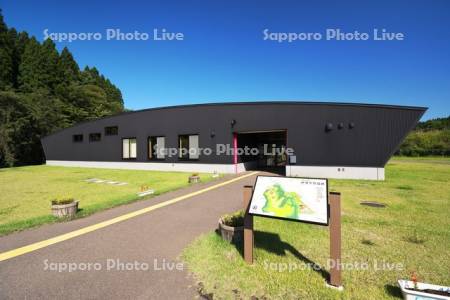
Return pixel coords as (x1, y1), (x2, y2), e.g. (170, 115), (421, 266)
(89, 133), (101, 142)
(73, 134), (83, 142)
(105, 126), (118, 136)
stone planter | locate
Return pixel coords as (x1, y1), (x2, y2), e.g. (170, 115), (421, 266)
(189, 175), (200, 183)
(218, 218), (244, 243)
(398, 280), (450, 300)
(51, 201), (79, 218)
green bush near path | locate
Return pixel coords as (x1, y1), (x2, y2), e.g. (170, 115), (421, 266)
(0, 166), (217, 235)
(182, 157), (450, 299)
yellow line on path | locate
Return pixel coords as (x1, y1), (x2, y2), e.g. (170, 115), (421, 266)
(0, 171), (258, 262)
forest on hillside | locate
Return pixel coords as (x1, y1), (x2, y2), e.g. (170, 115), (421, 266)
(0, 10), (124, 167)
(397, 116), (450, 156)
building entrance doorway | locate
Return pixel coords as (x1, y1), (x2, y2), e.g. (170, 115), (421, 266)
(235, 130), (287, 175)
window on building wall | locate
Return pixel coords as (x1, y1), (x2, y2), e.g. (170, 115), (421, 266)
(122, 138), (137, 159)
(148, 136), (166, 160)
(178, 134), (199, 160)
(105, 126), (119, 136)
(73, 134), (83, 142)
(89, 133), (101, 142)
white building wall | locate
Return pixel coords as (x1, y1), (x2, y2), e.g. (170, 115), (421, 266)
(47, 160), (250, 174)
(286, 165), (385, 180)
(47, 160), (385, 180)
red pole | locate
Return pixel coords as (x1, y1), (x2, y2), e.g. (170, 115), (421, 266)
(233, 133), (238, 174)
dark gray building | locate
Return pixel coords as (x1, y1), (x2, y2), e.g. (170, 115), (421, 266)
(41, 102), (426, 180)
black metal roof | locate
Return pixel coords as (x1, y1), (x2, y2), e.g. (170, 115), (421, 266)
(43, 101), (427, 139)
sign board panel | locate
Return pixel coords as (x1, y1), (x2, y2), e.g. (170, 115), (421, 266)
(248, 176), (329, 225)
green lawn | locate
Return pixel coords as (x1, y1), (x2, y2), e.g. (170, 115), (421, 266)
(0, 165), (217, 236)
(182, 157), (450, 299)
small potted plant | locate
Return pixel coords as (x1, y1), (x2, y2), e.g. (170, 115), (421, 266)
(138, 185), (154, 197)
(218, 210), (245, 243)
(189, 173), (200, 183)
(51, 198), (79, 218)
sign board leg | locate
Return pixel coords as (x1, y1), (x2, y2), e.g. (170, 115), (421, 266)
(329, 192), (343, 288)
(243, 185), (254, 264)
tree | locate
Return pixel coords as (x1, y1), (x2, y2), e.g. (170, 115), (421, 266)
(0, 10), (14, 90)
(39, 38), (61, 91)
(0, 91), (29, 166)
(58, 47), (79, 84)
(18, 37), (44, 92)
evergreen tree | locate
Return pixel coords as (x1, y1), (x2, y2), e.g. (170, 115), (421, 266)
(18, 37), (43, 92)
(58, 47), (79, 84)
(39, 38), (61, 91)
(11, 30), (29, 89)
(0, 10), (14, 89)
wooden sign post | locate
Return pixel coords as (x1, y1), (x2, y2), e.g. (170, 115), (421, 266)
(328, 192), (342, 289)
(243, 185), (342, 289)
(243, 185), (254, 264)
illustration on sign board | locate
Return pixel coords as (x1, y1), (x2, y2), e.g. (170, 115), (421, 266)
(262, 184), (314, 219)
(249, 176), (329, 225)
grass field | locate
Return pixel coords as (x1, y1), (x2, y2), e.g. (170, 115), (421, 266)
(0, 165), (216, 236)
(182, 157), (450, 299)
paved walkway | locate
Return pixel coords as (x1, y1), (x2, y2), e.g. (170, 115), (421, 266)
(0, 172), (259, 299)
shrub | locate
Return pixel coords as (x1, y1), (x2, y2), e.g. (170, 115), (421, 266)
(221, 210), (245, 227)
(51, 198), (76, 205)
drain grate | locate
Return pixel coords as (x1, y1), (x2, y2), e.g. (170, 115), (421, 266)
(360, 201), (386, 208)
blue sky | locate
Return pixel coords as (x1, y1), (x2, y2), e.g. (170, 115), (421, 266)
(1, 0), (449, 120)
